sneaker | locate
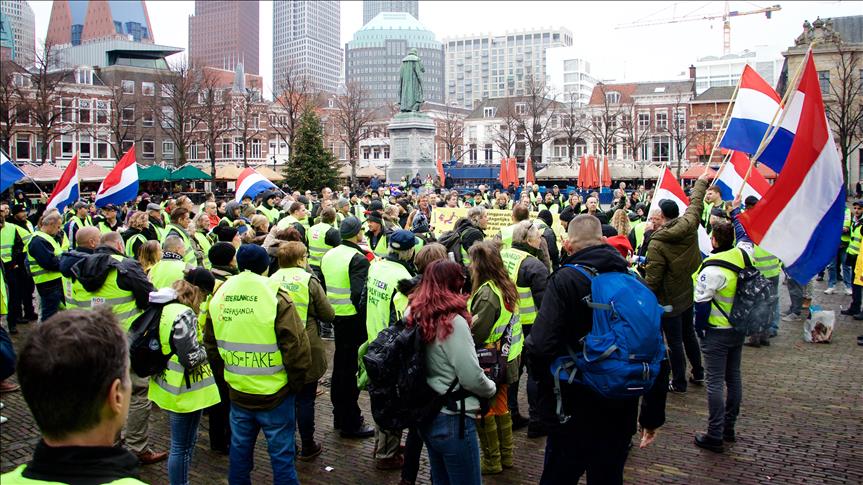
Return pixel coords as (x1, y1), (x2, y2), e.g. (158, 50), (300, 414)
(824, 287), (836, 295)
(782, 313), (802, 322)
(0, 416), (7, 425)
(845, 287), (853, 296)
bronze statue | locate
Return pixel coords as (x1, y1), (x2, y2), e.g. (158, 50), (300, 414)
(398, 48), (424, 112)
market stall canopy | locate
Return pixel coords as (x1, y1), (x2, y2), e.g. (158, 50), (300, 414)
(78, 164), (109, 182)
(137, 164), (171, 181)
(205, 164), (243, 180)
(680, 164), (717, 180)
(608, 163), (664, 180)
(340, 164), (385, 179)
(254, 166), (285, 182)
(19, 164), (62, 182)
(536, 164), (578, 180)
(169, 165), (211, 181)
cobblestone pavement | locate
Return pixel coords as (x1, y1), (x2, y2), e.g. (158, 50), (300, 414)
(2, 278), (862, 484)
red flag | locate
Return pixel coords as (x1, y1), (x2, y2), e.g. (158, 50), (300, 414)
(601, 156), (612, 188)
(436, 158), (445, 187)
(526, 157), (536, 185)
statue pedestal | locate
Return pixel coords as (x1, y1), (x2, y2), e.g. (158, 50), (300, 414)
(387, 112), (436, 184)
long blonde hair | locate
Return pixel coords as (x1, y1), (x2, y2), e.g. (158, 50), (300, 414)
(138, 240), (162, 273)
(611, 209), (631, 236)
(171, 279), (206, 314)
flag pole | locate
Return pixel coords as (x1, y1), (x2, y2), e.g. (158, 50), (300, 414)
(707, 70), (744, 186)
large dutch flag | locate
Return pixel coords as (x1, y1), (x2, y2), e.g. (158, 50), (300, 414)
(0, 149), (26, 193)
(235, 167), (276, 202)
(653, 166), (713, 255)
(714, 151), (771, 202)
(738, 52), (846, 284)
(95, 146), (139, 208)
(45, 153), (80, 212)
(719, 65), (796, 173)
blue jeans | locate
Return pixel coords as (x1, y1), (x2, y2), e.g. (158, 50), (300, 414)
(36, 281), (63, 322)
(827, 245), (851, 287)
(295, 381), (317, 448)
(229, 396), (298, 485)
(167, 410), (202, 485)
(419, 413), (482, 485)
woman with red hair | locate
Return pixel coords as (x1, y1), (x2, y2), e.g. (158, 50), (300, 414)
(408, 260), (496, 485)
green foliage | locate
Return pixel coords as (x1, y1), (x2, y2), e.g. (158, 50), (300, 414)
(283, 108), (339, 191)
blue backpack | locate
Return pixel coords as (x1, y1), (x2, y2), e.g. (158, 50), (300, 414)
(550, 265), (666, 422)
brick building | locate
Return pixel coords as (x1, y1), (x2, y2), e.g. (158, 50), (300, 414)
(688, 86), (734, 165)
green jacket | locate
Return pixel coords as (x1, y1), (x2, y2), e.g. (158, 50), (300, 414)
(644, 178), (708, 316)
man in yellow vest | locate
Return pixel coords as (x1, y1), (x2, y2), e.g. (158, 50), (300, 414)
(1, 308), (146, 483)
(365, 210), (389, 258)
(362, 229), (417, 469)
(256, 191), (282, 226)
(277, 201), (308, 243)
(149, 236), (189, 289)
(64, 202), (92, 248)
(26, 212), (65, 321)
(320, 216), (374, 438)
(841, 200), (863, 317)
(307, 208), (341, 281)
(95, 204), (122, 234)
(501, 221), (549, 435)
(203, 244), (311, 484)
(692, 220), (747, 454)
(161, 208), (201, 266)
(1, 205), (34, 333)
(498, 205), (530, 248)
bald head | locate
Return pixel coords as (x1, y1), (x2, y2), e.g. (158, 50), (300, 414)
(76, 226), (101, 250)
(162, 235), (186, 255)
(567, 214), (603, 254)
(99, 231), (124, 254)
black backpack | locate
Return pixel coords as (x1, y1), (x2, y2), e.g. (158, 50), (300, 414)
(363, 319), (450, 432)
(127, 300), (175, 377)
(437, 229), (464, 264)
(701, 249), (774, 336)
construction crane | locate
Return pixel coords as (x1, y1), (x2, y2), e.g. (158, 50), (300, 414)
(615, 2), (781, 56)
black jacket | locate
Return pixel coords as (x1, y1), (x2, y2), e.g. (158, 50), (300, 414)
(59, 247), (94, 278)
(511, 243), (550, 308)
(20, 440), (141, 484)
(71, 246), (155, 309)
(454, 218), (485, 253)
(541, 226), (559, 271)
(525, 243), (668, 438)
(121, 227), (146, 259)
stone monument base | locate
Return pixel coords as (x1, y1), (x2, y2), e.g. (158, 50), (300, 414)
(387, 112), (436, 184)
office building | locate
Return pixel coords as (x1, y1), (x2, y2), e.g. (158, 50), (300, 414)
(189, 0), (259, 75)
(0, 0), (35, 65)
(46, 0), (153, 47)
(346, 12), (443, 109)
(444, 27), (573, 109)
(363, 0), (418, 24)
(273, 0), (341, 94)
(545, 46), (596, 106)
(693, 46), (783, 94)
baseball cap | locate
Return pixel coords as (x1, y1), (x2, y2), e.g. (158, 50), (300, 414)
(389, 230), (416, 250)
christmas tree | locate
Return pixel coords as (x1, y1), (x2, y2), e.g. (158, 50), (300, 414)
(283, 108), (339, 191)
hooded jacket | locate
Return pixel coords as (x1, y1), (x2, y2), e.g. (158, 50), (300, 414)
(59, 247), (94, 278)
(525, 243), (668, 438)
(71, 246), (154, 310)
(643, 178), (708, 316)
(454, 217), (485, 253)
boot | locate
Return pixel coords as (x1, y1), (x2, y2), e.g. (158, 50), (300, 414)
(496, 413), (514, 469)
(477, 415), (502, 475)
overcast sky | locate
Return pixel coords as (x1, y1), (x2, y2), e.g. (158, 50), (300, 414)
(27, 0), (863, 95)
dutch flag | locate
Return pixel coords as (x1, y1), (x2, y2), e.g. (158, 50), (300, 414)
(719, 65), (796, 173)
(714, 151), (771, 202)
(0, 149), (26, 193)
(738, 52), (846, 283)
(652, 166), (713, 255)
(95, 146), (139, 208)
(45, 153), (80, 212)
(235, 167), (276, 202)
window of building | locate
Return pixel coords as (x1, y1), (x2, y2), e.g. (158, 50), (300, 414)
(96, 101), (108, 124)
(483, 107), (496, 118)
(622, 144), (633, 160)
(484, 144), (493, 162)
(189, 143), (199, 160)
(141, 82), (155, 96)
(60, 98), (75, 123)
(78, 99), (91, 123)
(15, 134), (30, 160)
(96, 138), (109, 159)
(142, 140), (155, 158)
(383, 146), (390, 159)
(817, 70), (830, 94)
(122, 80), (134, 94)
(79, 135), (91, 159)
(122, 107), (135, 125)
(696, 118), (713, 130)
(161, 107), (174, 128)
(234, 137), (244, 158)
(674, 108), (686, 129)
(640, 141), (650, 161)
(75, 68), (93, 85)
(162, 141), (174, 156)
(61, 134), (75, 157)
(605, 91), (620, 104)
(15, 107), (29, 125)
(250, 139), (261, 159)
(638, 112), (650, 130)
(222, 138), (232, 159)
(652, 136), (670, 162)
(515, 103), (527, 115)
(121, 139), (134, 155)
(469, 144), (477, 163)
(142, 109), (154, 126)
(655, 111), (668, 130)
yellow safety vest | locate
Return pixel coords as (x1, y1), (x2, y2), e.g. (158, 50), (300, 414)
(499, 223), (520, 248)
(96, 220), (118, 234)
(1, 466), (145, 484)
(699, 248), (745, 329)
(270, 267), (311, 322)
(193, 232), (212, 269)
(125, 233), (147, 259)
(0, 223), (23, 263)
(307, 222), (335, 268)
(148, 303), (220, 413)
(26, 231), (62, 284)
(751, 245), (781, 279)
(210, 271), (287, 395)
(500, 247), (538, 326)
(277, 215), (300, 229)
(468, 281), (522, 361)
(848, 224), (861, 256)
(321, 244), (362, 316)
(841, 208), (851, 244)
(257, 205), (280, 225)
(149, 258), (187, 290)
(633, 221), (647, 254)
(69, 254), (144, 331)
(369, 232), (388, 258)
(161, 224), (197, 265)
(365, 259), (411, 340)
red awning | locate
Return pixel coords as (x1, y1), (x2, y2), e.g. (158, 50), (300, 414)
(680, 164), (717, 180)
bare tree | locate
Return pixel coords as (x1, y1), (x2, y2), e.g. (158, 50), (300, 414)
(514, 76), (559, 165)
(271, 62), (315, 161)
(332, 81), (377, 183)
(620, 101), (652, 163)
(825, 40), (863, 186)
(18, 43), (71, 163)
(195, 71), (233, 177)
(155, 61), (202, 166)
(557, 95), (589, 166)
(579, 83), (626, 161)
(0, 61), (24, 154)
(232, 87), (266, 167)
(79, 75), (141, 160)
(658, 92), (702, 178)
(436, 102), (466, 162)
(491, 99), (519, 160)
